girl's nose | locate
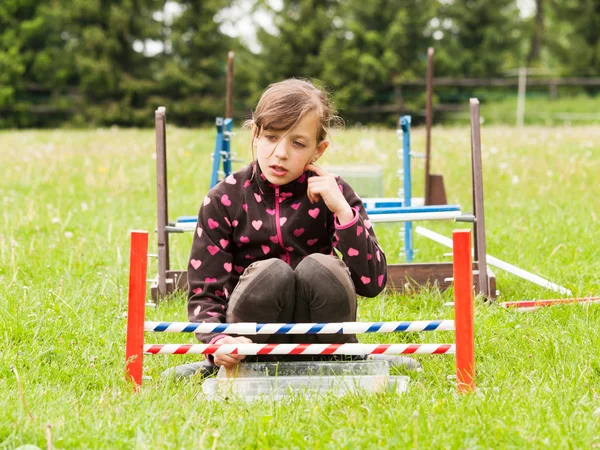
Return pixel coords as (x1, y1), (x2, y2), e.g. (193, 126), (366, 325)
(273, 141), (289, 159)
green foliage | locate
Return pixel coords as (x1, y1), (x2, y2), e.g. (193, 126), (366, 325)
(319, 0), (438, 120)
(0, 0), (599, 128)
(158, 0), (237, 125)
(548, 0), (600, 76)
(433, 0), (524, 76)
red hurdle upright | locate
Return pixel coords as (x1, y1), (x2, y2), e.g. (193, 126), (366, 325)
(125, 230), (148, 390)
(453, 229), (475, 392)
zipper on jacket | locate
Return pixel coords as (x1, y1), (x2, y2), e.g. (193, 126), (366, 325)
(274, 187), (291, 265)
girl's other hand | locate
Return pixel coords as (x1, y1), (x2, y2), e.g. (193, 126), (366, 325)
(305, 163), (354, 225)
(212, 335), (253, 369)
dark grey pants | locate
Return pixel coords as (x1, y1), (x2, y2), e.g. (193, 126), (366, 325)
(226, 254), (358, 361)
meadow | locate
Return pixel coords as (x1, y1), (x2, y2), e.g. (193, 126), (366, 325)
(1, 118), (599, 448)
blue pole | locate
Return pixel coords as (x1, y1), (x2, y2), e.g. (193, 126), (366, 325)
(400, 116), (413, 262)
(210, 118), (224, 189)
(222, 118), (233, 177)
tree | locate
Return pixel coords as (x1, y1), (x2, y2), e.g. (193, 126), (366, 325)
(319, 0), (438, 118)
(155, 0), (238, 126)
(64, 0), (163, 126)
(527, 0), (545, 65)
(0, 0), (78, 127)
(251, 0), (339, 92)
(547, 0), (600, 76)
(433, 0), (524, 76)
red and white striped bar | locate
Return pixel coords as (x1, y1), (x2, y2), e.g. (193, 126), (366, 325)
(143, 343), (455, 356)
(501, 297), (600, 311)
(144, 320), (455, 334)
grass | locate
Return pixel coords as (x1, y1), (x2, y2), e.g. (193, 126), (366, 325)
(1, 123), (600, 448)
(444, 94), (600, 126)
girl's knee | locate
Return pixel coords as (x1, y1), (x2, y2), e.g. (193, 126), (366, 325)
(296, 253), (351, 284)
(229, 258), (295, 317)
(243, 258), (295, 294)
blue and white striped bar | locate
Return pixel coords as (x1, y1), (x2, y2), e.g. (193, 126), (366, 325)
(144, 320), (455, 334)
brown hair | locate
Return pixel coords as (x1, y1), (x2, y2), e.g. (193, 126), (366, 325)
(245, 78), (343, 148)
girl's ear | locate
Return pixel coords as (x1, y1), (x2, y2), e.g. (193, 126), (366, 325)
(312, 140), (329, 162)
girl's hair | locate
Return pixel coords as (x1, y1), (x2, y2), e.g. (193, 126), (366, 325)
(245, 78), (344, 146)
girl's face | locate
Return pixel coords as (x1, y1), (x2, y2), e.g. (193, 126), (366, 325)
(255, 111), (328, 186)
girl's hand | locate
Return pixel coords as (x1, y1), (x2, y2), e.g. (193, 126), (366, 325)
(305, 163), (354, 225)
(213, 335), (253, 369)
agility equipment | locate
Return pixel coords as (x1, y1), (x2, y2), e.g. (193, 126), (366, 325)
(415, 225), (572, 296)
(500, 297), (599, 312)
(363, 116), (461, 262)
(384, 100), (496, 298)
(150, 98), (496, 301)
(144, 320), (455, 334)
(126, 229), (476, 393)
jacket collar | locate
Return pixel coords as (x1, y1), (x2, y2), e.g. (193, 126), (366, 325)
(252, 162), (312, 199)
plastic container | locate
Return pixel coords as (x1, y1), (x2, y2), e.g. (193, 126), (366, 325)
(217, 360), (389, 378)
(324, 165), (384, 198)
(201, 361), (409, 400)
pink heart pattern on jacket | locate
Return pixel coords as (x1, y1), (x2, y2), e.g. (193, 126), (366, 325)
(187, 164), (388, 345)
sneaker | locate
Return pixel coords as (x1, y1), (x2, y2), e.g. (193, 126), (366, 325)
(161, 360), (218, 380)
(367, 354), (423, 372)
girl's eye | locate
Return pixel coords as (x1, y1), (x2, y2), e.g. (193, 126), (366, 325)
(265, 135), (278, 141)
(293, 141), (306, 148)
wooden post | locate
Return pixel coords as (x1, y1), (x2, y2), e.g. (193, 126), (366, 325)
(453, 229), (475, 392)
(125, 231), (148, 390)
(425, 47), (434, 204)
(469, 99), (489, 298)
(424, 48), (447, 206)
(225, 51), (235, 119)
(516, 67), (527, 127)
(155, 107), (169, 298)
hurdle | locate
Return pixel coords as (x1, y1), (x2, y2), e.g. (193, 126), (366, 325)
(125, 229), (475, 393)
(384, 100), (496, 299)
(366, 115), (461, 263)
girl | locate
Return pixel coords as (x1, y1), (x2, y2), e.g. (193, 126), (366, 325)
(187, 79), (387, 369)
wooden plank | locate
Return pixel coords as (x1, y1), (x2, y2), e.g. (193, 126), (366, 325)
(469, 99), (490, 298)
(386, 262), (496, 299)
(424, 47), (433, 205)
(150, 270), (187, 301)
(225, 51), (234, 119)
(155, 107), (169, 299)
(428, 174), (447, 205)
(154, 265), (497, 300)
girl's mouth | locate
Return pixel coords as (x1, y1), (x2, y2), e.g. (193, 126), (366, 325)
(269, 165), (288, 176)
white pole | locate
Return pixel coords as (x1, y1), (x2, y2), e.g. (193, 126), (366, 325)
(369, 211), (462, 223)
(516, 67), (527, 127)
(415, 226), (572, 296)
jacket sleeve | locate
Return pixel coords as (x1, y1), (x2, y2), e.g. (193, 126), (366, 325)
(187, 188), (234, 344)
(332, 178), (388, 297)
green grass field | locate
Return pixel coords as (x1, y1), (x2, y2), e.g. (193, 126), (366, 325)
(1, 122), (600, 448)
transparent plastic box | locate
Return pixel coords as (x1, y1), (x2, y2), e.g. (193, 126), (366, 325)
(201, 361), (409, 400)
